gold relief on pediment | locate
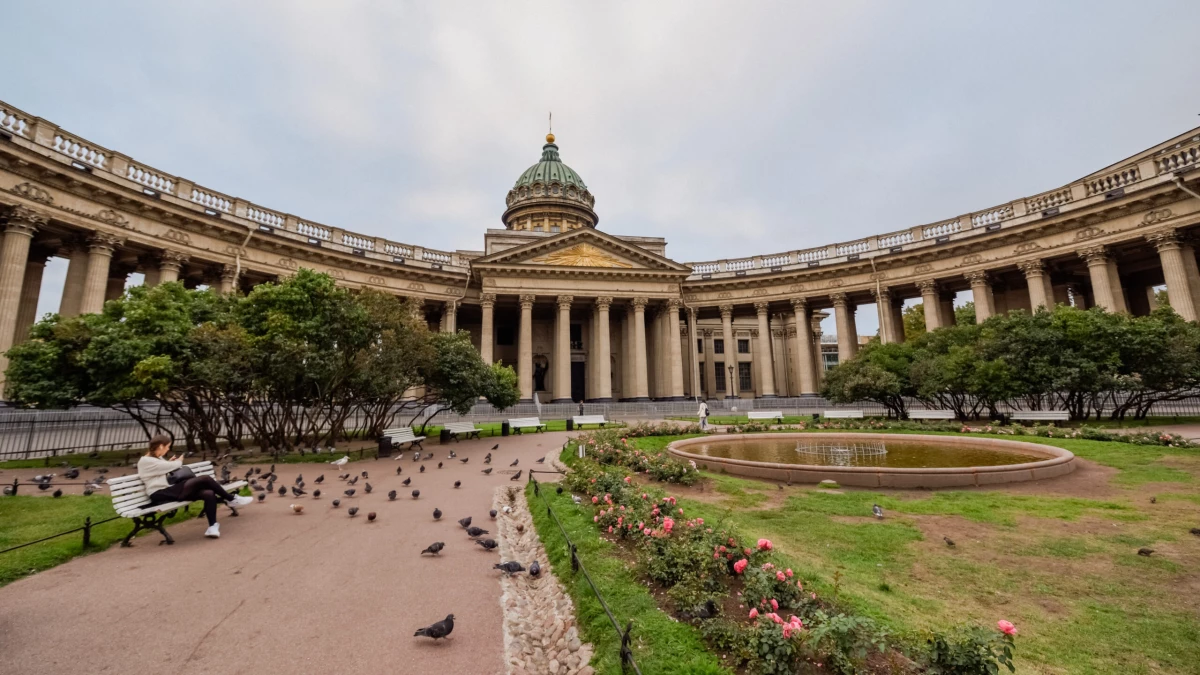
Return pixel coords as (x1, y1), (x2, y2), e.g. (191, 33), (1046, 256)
(529, 244), (633, 268)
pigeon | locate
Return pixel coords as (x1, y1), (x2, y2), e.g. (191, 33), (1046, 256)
(555, 486), (563, 494)
(315, 475), (325, 484)
(529, 560), (541, 577)
(509, 459), (519, 467)
(943, 536), (956, 548)
(413, 451), (420, 462)
(510, 470), (523, 481)
(1191, 528), (1200, 537)
(396, 466), (403, 475)
(402, 477), (412, 486)
(348, 507), (359, 517)
(433, 508), (442, 520)
(1137, 547), (1154, 557)
(344, 489), (356, 497)
(362, 471), (369, 479)
(38, 483), (52, 491)
(255, 467), (263, 475)
(459, 517), (472, 528)
(420, 465), (426, 473)
(572, 495), (582, 505)
(421, 542), (445, 556)
(278, 486), (287, 497)
(425, 452), (434, 460)
(412, 489), (420, 499)
(339, 473), (349, 481)
(295, 474), (304, 485)
(460, 458), (469, 464)
(3, 485), (13, 496)
(257, 493), (266, 502)
(489, 509), (497, 519)
(481, 468), (493, 475)
(872, 504), (884, 519)
(364, 482), (373, 494)
(536, 457), (546, 464)
(348, 476), (359, 486)
(448, 450), (457, 459)
(332, 499), (341, 507)
(492, 444), (499, 450)
(313, 489), (321, 499)
(1150, 496), (1157, 504)
(388, 490), (398, 501)
(437, 462), (443, 470)
(494, 561), (525, 575)
(83, 487), (94, 496)
(475, 538), (498, 551)
(290, 504), (304, 514)
(484, 454), (492, 465)
(367, 512), (377, 522)
(453, 481), (461, 489)
(330, 456), (349, 468)
(414, 614), (455, 641)
(466, 526), (490, 538)
(252, 483), (265, 492)
(53, 488), (63, 498)
(64, 468), (80, 480)
(291, 486), (306, 497)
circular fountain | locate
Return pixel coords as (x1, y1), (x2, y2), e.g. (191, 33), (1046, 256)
(668, 433), (1076, 488)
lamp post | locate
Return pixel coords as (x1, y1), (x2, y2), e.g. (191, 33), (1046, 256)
(727, 363), (737, 399)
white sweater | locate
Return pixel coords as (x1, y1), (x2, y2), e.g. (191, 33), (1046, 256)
(137, 455), (183, 493)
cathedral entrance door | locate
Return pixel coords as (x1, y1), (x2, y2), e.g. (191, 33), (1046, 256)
(571, 361), (586, 402)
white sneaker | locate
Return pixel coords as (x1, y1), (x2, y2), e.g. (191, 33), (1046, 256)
(227, 495), (253, 508)
(204, 523), (221, 538)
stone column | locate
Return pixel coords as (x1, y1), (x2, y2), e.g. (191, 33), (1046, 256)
(687, 309), (701, 399)
(80, 234), (120, 315)
(0, 210), (43, 392)
(665, 299), (685, 400)
(810, 311), (826, 388)
(218, 264), (239, 295)
(553, 295), (573, 402)
(1181, 241), (1200, 307)
(57, 244), (88, 318)
(1018, 260), (1054, 310)
(1079, 245), (1126, 312)
(791, 298), (817, 395)
(159, 251), (187, 284)
(142, 267), (161, 288)
(442, 300), (458, 333)
(594, 297), (613, 401)
(622, 308), (634, 399)
(966, 271), (995, 321)
(631, 297), (650, 401)
(917, 280), (943, 331)
(719, 304), (736, 398)
(702, 328), (715, 399)
(479, 294), (495, 364)
(518, 294), (535, 401)
(871, 287), (894, 344)
(104, 274), (127, 302)
(889, 298), (906, 343)
(1148, 230), (1198, 321)
(830, 293), (858, 362)
(14, 251), (48, 344)
(753, 302), (776, 397)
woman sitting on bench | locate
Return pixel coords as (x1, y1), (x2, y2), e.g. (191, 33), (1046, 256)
(138, 434), (252, 539)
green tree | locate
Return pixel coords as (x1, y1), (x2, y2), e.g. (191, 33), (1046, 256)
(822, 341), (915, 418)
(902, 303), (926, 338)
(954, 301), (976, 326)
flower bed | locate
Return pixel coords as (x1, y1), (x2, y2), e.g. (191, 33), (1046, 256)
(560, 429), (1018, 674)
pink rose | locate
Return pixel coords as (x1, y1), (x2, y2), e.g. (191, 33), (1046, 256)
(623, 476), (631, 484)
(607, 526), (613, 533)
(744, 548), (753, 556)
(757, 538), (773, 551)
(770, 598), (779, 611)
(785, 569), (793, 578)
(591, 496), (598, 504)
(997, 620), (1017, 636)
(713, 553), (720, 559)
(749, 608), (759, 619)
(663, 517), (675, 533)
(776, 571), (787, 582)
(678, 508), (684, 515)
(593, 516), (598, 522)
(733, 559), (748, 574)
(641, 493), (648, 500)
(643, 527), (652, 535)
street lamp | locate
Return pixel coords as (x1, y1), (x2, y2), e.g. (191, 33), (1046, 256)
(727, 364), (736, 399)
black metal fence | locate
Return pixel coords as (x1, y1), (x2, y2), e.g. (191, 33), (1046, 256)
(528, 470), (641, 674)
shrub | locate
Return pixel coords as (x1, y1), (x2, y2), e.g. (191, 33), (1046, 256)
(920, 625), (1016, 674)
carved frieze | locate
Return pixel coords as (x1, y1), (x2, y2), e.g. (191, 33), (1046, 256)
(368, 275), (387, 286)
(10, 182), (52, 204)
(408, 282), (426, 291)
(277, 257), (298, 270)
(1013, 242), (1043, 255)
(163, 229), (192, 246)
(1142, 209), (1173, 225)
(1074, 226), (1105, 241)
(95, 209), (129, 229)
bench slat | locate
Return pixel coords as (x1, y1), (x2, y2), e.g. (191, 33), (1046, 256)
(910, 410), (956, 420)
(823, 410), (864, 419)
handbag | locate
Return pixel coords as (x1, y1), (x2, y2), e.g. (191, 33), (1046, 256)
(167, 465), (195, 485)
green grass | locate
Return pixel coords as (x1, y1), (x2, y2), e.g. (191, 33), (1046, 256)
(527, 482), (728, 675)
(652, 435), (1200, 674)
(0, 447), (143, 469)
(0, 495), (196, 586)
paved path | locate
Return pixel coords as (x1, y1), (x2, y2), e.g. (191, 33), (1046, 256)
(0, 431), (572, 675)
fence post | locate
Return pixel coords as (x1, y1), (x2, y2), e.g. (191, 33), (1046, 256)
(569, 542), (579, 572)
(620, 620), (633, 671)
(91, 418), (106, 452)
(82, 517), (92, 548)
(23, 417), (36, 459)
(9, 478), (17, 496)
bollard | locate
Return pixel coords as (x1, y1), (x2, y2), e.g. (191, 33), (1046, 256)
(82, 517), (92, 548)
(569, 543), (579, 572)
(9, 478), (18, 496)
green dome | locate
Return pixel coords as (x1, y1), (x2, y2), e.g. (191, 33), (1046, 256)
(514, 141), (588, 190)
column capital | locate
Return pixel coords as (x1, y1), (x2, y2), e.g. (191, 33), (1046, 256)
(754, 301), (770, 314)
(916, 278), (939, 293)
(479, 293), (497, 308)
(666, 298), (681, 310)
(718, 303), (733, 318)
(790, 297), (809, 313)
(556, 295), (573, 309)
(5, 205), (48, 232)
(632, 297), (648, 310)
(964, 270), (990, 287)
(518, 294), (536, 309)
(702, 328), (714, 337)
(444, 299), (458, 312)
(1078, 245), (1109, 265)
(595, 296), (613, 310)
(829, 292), (848, 308)
(1016, 259), (1046, 276)
(88, 233), (123, 254)
(1147, 229), (1182, 252)
(220, 263), (240, 281)
(870, 286), (892, 301)
(785, 326), (798, 337)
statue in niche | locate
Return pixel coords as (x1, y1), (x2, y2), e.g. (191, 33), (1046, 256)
(533, 356), (549, 393)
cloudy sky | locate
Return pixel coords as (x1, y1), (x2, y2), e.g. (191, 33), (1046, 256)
(7, 1), (1200, 333)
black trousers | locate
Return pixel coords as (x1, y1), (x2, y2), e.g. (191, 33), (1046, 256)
(150, 476), (233, 526)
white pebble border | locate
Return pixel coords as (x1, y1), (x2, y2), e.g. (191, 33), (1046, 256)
(493, 484), (595, 675)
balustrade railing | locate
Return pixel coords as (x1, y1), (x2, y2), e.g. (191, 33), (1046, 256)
(0, 106), (29, 136)
(190, 187), (232, 213)
(246, 205), (285, 228)
(53, 133), (107, 168)
(297, 221), (332, 240)
(922, 220), (960, 239)
(126, 163), (176, 194)
(877, 231), (914, 248)
(1086, 167), (1140, 196)
(1156, 141), (1199, 174)
(1025, 188), (1073, 213)
(343, 233), (375, 250)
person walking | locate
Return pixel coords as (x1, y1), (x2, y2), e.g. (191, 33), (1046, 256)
(697, 400), (710, 430)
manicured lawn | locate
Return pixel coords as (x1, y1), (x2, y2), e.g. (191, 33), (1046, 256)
(654, 435), (1200, 674)
(0, 495), (196, 587)
(527, 482), (728, 675)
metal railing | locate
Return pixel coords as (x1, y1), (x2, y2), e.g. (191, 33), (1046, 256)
(528, 470), (641, 674)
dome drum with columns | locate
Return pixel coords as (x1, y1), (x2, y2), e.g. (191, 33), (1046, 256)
(1, 97), (1200, 402)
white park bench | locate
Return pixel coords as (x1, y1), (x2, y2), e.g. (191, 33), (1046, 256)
(747, 411), (784, 423)
(444, 422), (482, 440)
(106, 461), (247, 547)
(822, 410), (864, 419)
(1010, 410), (1070, 422)
(572, 414), (609, 428)
(509, 417), (546, 434)
(909, 410), (956, 420)
(381, 426), (426, 450)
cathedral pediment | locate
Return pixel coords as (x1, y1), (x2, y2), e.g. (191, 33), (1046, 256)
(473, 228), (690, 274)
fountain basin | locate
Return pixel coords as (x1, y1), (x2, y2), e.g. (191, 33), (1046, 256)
(668, 433), (1076, 488)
